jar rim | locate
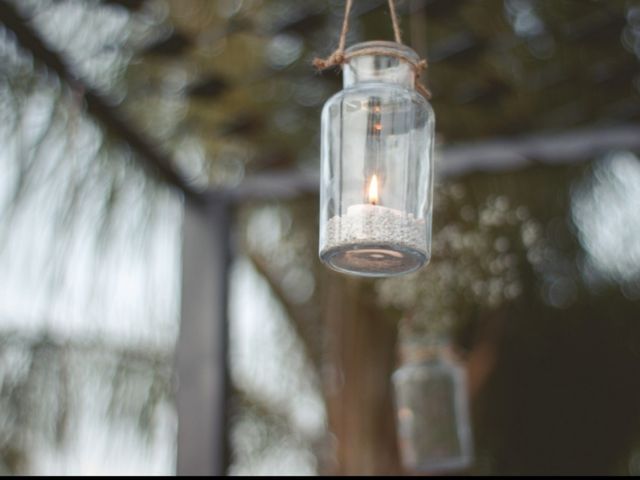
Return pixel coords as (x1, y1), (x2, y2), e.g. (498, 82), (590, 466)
(345, 41), (420, 63)
(399, 338), (451, 364)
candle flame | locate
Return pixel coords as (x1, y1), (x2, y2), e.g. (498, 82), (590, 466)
(368, 174), (379, 205)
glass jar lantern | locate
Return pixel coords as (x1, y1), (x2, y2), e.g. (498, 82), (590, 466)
(319, 41), (435, 277)
(392, 342), (474, 473)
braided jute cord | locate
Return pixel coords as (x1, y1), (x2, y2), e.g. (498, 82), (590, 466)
(313, 0), (432, 99)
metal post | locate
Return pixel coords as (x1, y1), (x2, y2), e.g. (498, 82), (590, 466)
(176, 197), (231, 475)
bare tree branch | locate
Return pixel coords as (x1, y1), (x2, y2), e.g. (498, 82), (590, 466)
(217, 124), (640, 202)
(0, 0), (204, 204)
(248, 252), (322, 371)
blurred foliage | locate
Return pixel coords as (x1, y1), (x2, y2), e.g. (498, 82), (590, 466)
(377, 181), (540, 338)
(9, 0), (634, 189)
(1, 0), (640, 475)
(0, 330), (174, 474)
(0, 0), (181, 474)
(242, 156), (640, 474)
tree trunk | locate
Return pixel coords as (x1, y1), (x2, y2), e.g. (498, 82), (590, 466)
(321, 273), (401, 475)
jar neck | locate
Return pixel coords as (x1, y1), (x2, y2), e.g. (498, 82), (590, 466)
(400, 337), (451, 365)
(342, 41), (418, 90)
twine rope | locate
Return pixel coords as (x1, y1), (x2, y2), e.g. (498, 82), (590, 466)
(313, 0), (431, 99)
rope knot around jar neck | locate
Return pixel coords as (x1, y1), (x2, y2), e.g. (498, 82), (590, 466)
(312, 51), (345, 70)
(313, 46), (432, 100)
(413, 59), (431, 99)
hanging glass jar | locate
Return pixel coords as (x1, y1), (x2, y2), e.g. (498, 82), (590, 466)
(392, 341), (474, 473)
(318, 41), (435, 277)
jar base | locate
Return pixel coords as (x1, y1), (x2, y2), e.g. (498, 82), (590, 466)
(320, 243), (427, 277)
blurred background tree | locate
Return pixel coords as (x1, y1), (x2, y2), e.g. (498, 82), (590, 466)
(0, 0), (639, 475)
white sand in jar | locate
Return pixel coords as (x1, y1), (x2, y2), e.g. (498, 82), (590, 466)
(322, 205), (427, 255)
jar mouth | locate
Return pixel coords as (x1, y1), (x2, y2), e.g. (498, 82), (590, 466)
(344, 41), (420, 63)
(400, 339), (450, 364)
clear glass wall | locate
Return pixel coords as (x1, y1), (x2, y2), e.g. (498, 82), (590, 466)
(319, 41), (435, 277)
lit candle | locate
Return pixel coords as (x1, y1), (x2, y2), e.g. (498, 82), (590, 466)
(321, 173), (427, 272)
(369, 173), (378, 204)
(346, 174), (403, 218)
